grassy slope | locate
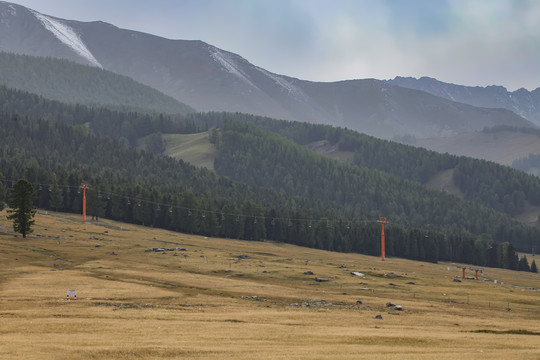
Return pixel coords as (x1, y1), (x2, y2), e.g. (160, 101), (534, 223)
(162, 133), (216, 170)
(416, 130), (540, 166)
(0, 210), (539, 359)
(136, 132), (216, 170)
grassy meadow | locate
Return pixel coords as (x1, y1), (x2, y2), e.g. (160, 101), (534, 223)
(162, 132), (216, 170)
(0, 210), (539, 359)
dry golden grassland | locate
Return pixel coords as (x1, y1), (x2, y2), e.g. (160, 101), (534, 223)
(0, 210), (539, 359)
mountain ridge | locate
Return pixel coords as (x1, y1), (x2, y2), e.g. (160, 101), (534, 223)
(388, 76), (540, 126)
(0, 1), (534, 140)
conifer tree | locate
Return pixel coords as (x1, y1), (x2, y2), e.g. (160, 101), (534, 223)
(531, 260), (538, 273)
(50, 186), (64, 212)
(0, 176), (5, 211)
(7, 179), (36, 238)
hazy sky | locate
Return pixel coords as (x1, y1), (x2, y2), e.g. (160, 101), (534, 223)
(8, 0), (540, 90)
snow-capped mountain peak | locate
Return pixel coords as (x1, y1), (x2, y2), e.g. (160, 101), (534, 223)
(30, 10), (102, 68)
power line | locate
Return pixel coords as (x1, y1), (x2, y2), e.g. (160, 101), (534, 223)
(0, 178), (380, 226)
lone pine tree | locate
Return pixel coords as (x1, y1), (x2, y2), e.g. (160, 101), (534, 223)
(7, 179), (36, 238)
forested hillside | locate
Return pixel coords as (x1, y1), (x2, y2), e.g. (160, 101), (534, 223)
(0, 52), (194, 114)
(0, 84), (201, 146)
(186, 112), (540, 221)
(3, 84), (540, 225)
(213, 121), (539, 251)
(1, 83), (540, 270)
(0, 113), (536, 270)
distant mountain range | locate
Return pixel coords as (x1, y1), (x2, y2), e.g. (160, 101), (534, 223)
(388, 76), (540, 127)
(0, 1), (535, 140)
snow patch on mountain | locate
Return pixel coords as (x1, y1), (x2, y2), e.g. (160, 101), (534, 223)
(0, 3), (16, 24)
(209, 47), (256, 89)
(258, 68), (308, 101)
(31, 10), (102, 68)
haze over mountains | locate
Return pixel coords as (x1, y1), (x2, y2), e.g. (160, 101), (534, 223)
(388, 76), (540, 127)
(0, 1), (536, 141)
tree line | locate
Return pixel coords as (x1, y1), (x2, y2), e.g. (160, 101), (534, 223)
(2, 82), (540, 271)
(1, 113), (537, 271)
(199, 112), (540, 220)
(3, 84), (540, 222)
(0, 51), (193, 114)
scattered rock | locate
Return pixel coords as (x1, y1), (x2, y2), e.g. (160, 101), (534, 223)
(386, 302), (396, 307)
(237, 255), (251, 259)
(304, 270), (314, 275)
(356, 300), (363, 305)
(145, 247), (185, 253)
(407, 281), (416, 285)
(107, 252), (117, 256)
(374, 314), (383, 320)
(95, 244), (102, 248)
(453, 278), (462, 283)
(314, 277), (329, 282)
(351, 272), (365, 277)
(389, 283), (398, 286)
(394, 305), (403, 311)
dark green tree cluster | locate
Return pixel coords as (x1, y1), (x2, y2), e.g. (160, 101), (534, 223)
(213, 121), (539, 252)
(531, 259), (538, 273)
(0, 52), (194, 114)
(6, 179), (36, 238)
(0, 172), (6, 211)
(0, 84), (203, 146)
(2, 79), (540, 272)
(453, 158), (540, 216)
(484, 240), (536, 271)
(3, 84), (540, 223)
(194, 112), (540, 221)
(2, 113), (538, 270)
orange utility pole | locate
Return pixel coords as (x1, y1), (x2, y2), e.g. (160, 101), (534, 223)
(81, 183), (89, 223)
(377, 217), (388, 261)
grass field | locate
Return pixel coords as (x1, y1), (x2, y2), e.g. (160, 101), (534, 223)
(162, 132), (216, 170)
(1, 210), (539, 359)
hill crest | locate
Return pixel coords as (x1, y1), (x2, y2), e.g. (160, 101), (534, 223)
(0, 1), (533, 139)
